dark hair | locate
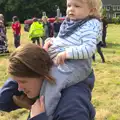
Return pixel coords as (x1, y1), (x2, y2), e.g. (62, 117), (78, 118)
(12, 16), (19, 22)
(8, 43), (55, 83)
(32, 17), (38, 22)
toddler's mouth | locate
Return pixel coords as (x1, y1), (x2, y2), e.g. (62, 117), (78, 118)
(69, 13), (74, 16)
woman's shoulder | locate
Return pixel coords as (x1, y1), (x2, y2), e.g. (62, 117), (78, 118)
(53, 81), (95, 119)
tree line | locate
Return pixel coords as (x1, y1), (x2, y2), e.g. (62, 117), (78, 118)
(0, 0), (66, 22)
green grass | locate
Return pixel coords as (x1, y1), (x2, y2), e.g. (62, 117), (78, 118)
(0, 24), (120, 120)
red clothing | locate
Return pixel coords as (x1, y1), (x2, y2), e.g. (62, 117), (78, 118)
(12, 21), (21, 35)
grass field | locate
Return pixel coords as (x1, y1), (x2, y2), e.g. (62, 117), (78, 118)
(0, 24), (120, 120)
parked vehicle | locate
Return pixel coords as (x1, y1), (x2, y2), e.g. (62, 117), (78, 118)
(24, 17), (65, 32)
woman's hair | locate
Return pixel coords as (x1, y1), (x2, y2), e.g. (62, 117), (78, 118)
(8, 43), (55, 83)
(86, 0), (102, 19)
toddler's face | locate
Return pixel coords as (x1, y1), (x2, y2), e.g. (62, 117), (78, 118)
(66, 0), (91, 20)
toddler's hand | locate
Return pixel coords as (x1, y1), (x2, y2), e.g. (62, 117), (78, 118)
(43, 38), (53, 51)
(13, 94), (34, 110)
(30, 96), (45, 118)
(54, 51), (67, 65)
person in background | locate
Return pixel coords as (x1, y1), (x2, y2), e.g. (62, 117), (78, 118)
(0, 14), (7, 34)
(53, 16), (61, 37)
(102, 16), (108, 48)
(92, 41), (105, 63)
(12, 16), (21, 48)
(29, 17), (44, 46)
(0, 20), (6, 38)
(0, 43), (95, 120)
(42, 16), (52, 46)
(0, 20), (9, 53)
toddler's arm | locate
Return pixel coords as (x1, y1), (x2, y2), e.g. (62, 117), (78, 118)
(64, 19), (102, 59)
(43, 37), (55, 51)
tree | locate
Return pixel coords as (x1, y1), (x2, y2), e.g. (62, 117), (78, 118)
(0, 0), (66, 21)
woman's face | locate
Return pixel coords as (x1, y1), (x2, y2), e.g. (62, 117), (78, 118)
(12, 76), (43, 98)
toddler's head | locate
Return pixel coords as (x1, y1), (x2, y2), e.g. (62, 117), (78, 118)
(66, 0), (102, 20)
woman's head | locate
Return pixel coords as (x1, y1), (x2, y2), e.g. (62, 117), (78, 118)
(0, 14), (4, 22)
(42, 16), (48, 23)
(8, 43), (54, 98)
(66, 0), (102, 20)
(12, 16), (19, 22)
(55, 16), (60, 22)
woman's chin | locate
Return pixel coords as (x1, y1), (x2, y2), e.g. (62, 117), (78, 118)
(27, 93), (38, 99)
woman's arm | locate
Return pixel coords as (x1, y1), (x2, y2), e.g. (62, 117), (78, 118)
(0, 78), (22, 112)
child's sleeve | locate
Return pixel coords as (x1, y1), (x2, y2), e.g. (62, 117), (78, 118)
(65, 19), (102, 59)
(0, 78), (22, 112)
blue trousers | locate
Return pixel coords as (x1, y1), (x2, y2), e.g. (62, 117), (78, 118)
(14, 34), (20, 48)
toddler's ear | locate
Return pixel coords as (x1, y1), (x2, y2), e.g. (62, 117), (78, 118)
(89, 8), (96, 15)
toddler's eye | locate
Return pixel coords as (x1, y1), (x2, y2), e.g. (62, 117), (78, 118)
(67, 4), (71, 7)
(75, 5), (80, 7)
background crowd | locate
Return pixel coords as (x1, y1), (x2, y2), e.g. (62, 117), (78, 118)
(0, 13), (108, 63)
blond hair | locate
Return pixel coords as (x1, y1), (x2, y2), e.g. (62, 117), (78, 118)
(87, 0), (102, 19)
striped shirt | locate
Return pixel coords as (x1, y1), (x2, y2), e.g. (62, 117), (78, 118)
(41, 19), (102, 116)
(48, 19), (102, 60)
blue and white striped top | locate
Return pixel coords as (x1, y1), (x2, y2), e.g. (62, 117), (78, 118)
(41, 19), (102, 117)
(48, 18), (102, 60)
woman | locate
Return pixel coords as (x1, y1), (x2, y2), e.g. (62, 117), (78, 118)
(0, 43), (95, 120)
(42, 16), (52, 46)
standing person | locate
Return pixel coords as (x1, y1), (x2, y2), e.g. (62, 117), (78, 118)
(42, 16), (52, 46)
(12, 16), (21, 48)
(53, 16), (61, 37)
(0, 14), (4, 22)
(92, 41), (105, 63)
(29, 17), (44, 46)
(102, 16), (108, 47)
(0, 20), (8, 53)
(0, 14), (9, 53)
(0, 14), (7, 35)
